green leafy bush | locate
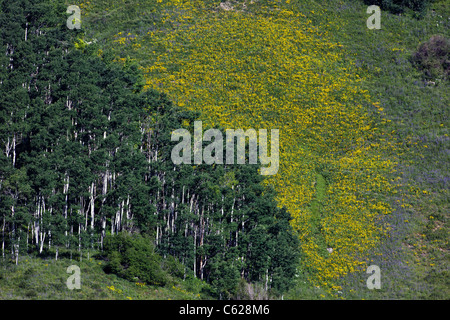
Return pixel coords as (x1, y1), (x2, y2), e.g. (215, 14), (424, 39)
(411, 34), (450, 82)
(102, 232), (168, 286)
(161, 255), (185, 279)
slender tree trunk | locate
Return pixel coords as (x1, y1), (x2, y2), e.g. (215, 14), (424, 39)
(82, 196), (88, 231)
(90, 182), (95, 231)
(12, 134), (16, 168)
(11, 204), (15, 263)
(14, 237), (19, 265)
(190, 192), (196, 277)
(64, 173), (69, 244)
(126, 195), (131, 226)
(231, 193), (236, 246)
(171, 184), (175, 234)
(26, 222), (29, 252)
(193, 226), (197, 278)
(39, 230), (45, 254)
(1, 216), (4, 260)
(100, 169), (108, 249)
(265, 269), (268, 291)
(39, 197), (45, 253)
(34, 198), (40, 251)
(199, 205), (205, 280)
(78, 222), (82, 259)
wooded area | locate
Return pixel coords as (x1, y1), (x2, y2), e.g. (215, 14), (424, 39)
(0, 0), (299, 297)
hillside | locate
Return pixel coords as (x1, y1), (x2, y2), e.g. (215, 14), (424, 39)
(0, 253), (209, 300)
(1, 0), (448, 300)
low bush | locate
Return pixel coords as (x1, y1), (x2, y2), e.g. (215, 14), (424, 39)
(411, 34), (450, 82)
(102, 232), (169, 286)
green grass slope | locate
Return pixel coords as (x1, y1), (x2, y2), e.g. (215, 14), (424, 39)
(0, 253), (209, 300)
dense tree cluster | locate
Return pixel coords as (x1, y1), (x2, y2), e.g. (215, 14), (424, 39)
(0, 0), (299, 297)
(362, 0), (433, 16)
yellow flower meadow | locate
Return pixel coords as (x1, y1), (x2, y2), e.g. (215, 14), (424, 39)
(89, 0), (399, 291)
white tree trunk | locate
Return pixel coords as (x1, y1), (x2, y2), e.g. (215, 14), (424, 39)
(1, 216), (5, 259)
(90, 182), (95, 230)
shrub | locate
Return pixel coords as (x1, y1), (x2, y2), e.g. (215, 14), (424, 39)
(102, 232), (168, 286)
(411, 35), (450, 81)
(161, 255), (184, 279)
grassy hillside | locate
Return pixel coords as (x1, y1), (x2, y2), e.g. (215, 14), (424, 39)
(313, 0), (449, 299)
(2, 0), (447, 299)
(0, 252), (210, 300)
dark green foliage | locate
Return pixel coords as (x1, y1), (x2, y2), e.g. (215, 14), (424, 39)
(411, 34), (450, 81)
(102, 233), (168, 285)
(162, 255), (185, 279)
(362, 0), (432, 16)
(209, 257), (241, 299)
